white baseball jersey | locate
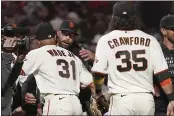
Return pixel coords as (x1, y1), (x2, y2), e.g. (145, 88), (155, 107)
(92, 30), (168, 94)
(22, 45), (93, 95)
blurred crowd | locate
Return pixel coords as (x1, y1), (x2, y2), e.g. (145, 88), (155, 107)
(2, 1), (117, 50)
(2, 1), (173, 49)
(1, 1), (174, 116)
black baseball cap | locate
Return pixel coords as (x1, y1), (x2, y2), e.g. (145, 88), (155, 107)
(59, 20), (79, 36)
(160, 14), (174, 30)
(112, 1), (135, 17)
(35, 22), (55, 40)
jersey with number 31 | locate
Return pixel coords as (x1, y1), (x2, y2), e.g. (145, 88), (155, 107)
(92, 30), (168, 94)
(22, 45), (93, 95)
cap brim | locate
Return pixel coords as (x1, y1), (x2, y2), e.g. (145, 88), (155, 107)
(60, 29), (79, 36)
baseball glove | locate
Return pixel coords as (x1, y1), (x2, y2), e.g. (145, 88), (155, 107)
(90, 95), (109, 116)
(90, 96), (102, 116)
(96, 95), (109, 115)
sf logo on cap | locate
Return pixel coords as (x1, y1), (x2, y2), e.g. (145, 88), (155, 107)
(12, 24), (17, 28)
(69, 22), (74, 28)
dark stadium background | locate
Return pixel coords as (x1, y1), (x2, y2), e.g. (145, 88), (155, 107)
(1, 1), (174, 49)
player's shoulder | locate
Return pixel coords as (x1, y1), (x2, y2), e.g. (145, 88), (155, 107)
(137, 30), (157, 40)
(98, 30), (127, 42)
(25, 48), (38, 59)
(56, 45), (68, 52)
(27, 47), (39, 55)
(27, 45), (57, 56)
(137, 30), (160, 45)
(97, 31), (114, 44)
(56, 45), (80, 60)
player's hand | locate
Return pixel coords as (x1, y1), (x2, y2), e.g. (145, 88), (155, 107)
(37, 108), (42, 116)
(16, 49), (27, 62)
(25, 93), (36, 104)
(90, 95), (102, 116)
(37, 103), (43, 116)
(11, 106), (25, 116)
(167, 101), (174, 116)
(79, 48), (95, 61)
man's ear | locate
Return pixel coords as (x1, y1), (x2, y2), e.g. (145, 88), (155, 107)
(36, 40), (41, 47)
(56, 30), (61, 37)
(54, 34), (60, 46)
(160, 28), (167, 36)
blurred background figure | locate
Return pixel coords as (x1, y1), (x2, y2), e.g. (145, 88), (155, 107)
(2, 1), (174, 48)
(1, 1), (174, 116)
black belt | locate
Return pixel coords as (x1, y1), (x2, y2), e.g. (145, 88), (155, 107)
(121, 92), (153, 97)
(112, 92), (153, 97)
(54, 94), (76, 96)
(146, 92), (153, 95)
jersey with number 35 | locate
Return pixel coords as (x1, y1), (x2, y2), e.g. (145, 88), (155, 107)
(22, 45), (93, 95)
(92, 30), (168, 94)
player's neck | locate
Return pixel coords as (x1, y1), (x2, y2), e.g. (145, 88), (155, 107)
(40, 40), (57, 47)
(41, 43), (56, 47)
(163, 38), (174, 50)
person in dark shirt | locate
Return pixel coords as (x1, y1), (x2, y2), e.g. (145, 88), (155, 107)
(11, 38), (41, 116)
(154, 14), (174, 115)
(1, 36), (26, 116)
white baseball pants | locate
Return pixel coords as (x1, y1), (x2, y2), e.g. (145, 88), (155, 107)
(42, 94), (83, 115)
(108, 92), (155, 115)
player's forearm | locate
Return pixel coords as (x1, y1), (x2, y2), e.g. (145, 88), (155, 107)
(93, 73), (105, 95)
(162, 82), (173, 94)
(156, 70), (174, 101)
(95, 79), (104, 94)
(89, 82), (96, 96)
(160, 78), (174, 101)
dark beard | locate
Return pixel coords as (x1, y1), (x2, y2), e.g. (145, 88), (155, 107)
(66, 40), (80, 51)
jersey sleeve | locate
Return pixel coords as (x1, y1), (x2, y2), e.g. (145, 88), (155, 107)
(91, 38), (108, 74)
(151, 38), (168, 75)
(78, 59), (93, 87)
(21, 50), (42, 77)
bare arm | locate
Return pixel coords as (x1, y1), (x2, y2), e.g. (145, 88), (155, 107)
(161, 80), (173, 95)
(92, 72), (106, 97)
(155, 70), (174, 101)
(155, 70), (174, 115)
(89, 82), (96, 96)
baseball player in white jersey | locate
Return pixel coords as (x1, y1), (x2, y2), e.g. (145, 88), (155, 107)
(21, 22), (93, 115)
(92, 2), (174, 115)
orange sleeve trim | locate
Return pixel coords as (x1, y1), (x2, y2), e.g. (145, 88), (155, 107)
(160, 78), (172, 86)
(154, 69), (168, 76)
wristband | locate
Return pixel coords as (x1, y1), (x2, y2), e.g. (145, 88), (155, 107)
(37, 103), (42, 109)
(167, 92), (174, 101)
